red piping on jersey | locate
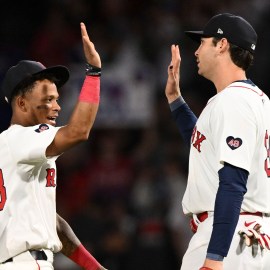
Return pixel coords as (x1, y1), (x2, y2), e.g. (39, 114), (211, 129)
(203, 84), (264, 111)
(35, 260), (41, 270)
(227, 85), (264, 96)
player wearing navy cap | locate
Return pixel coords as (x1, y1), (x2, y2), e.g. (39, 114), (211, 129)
(0, 23), (107, 270)
(165, 13), (270, 270)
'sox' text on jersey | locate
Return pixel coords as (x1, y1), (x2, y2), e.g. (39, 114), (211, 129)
(191, 126), (206, 153)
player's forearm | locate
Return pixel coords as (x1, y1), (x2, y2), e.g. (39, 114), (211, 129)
(57, 214), (104, 270)
(46, 76), (100, 156)
(170, 97), (197, 145)
(207, 164), (248, 257)
(57, 214), (81, 256)
(61, 75), (100, 140)
(63, 101), (99, 142)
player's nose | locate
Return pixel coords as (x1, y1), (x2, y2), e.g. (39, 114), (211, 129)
(53, 101), (61, 112)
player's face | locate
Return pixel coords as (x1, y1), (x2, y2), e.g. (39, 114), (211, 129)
(24, 79), (61, 126)
(194, 37), (219, 80)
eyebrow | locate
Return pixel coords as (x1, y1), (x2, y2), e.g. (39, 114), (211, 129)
(40, 83), (59, 98)
(43, 95), (60, 100)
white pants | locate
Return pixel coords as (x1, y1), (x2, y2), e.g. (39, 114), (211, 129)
(0, 250), (54, 270)
(181, 213), (270, 270)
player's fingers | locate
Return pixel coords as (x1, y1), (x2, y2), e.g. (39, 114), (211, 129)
(251, 229), (261, 240)
(80, 22), (91, 42)
(80, 22), (97, 54)
(244, 234), (252, 246)
(80, 23), (101, 68)
(171, 45), (180, 73)
(169, 45), (175, 72)
(175, 45), (181, 65)
(238, 229), (253, 237)
(169, 45), (180, 82)
(253, 223), (261, 231)
(170, 44), (175, 59)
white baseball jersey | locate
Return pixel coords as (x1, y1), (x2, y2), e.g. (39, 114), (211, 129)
(182, 81), (270, 215)
(0, 124), (62, 262)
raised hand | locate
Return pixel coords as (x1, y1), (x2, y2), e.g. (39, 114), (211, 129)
(80, 22), (101, 68)
(165, 44), (181, 103)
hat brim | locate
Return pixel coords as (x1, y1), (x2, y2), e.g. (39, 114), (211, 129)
(185, 31), (207, 43)
(34, 66), (70, 89)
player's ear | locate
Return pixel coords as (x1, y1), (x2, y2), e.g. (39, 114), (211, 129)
(218, 38), (229, 54)
(16, 96), (28, 112)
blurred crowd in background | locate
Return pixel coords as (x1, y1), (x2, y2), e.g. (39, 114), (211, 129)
(1, 0), (270, 269)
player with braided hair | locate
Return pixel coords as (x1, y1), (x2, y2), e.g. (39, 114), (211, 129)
(0, 23), (107, 270)
(165, 13), (270, 270)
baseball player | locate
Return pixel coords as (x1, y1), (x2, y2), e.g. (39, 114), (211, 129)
(0, 23), (107, 270)
(165, 13), (270, 270)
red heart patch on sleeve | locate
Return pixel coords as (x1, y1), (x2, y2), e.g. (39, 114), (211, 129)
(226, 136), (242, 150)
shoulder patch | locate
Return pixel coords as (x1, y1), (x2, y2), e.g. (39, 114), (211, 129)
(35, 124), (49, 133)
(226, 136), (242, 150)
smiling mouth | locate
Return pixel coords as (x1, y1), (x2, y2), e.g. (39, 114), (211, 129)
(47, 117), (57, 125)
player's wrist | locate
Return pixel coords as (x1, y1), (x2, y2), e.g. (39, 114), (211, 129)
(85, 63), (101, 77)
(68, 243), (101, 270)
(206, 252), (224, 261)
(169, 96), (185, 111)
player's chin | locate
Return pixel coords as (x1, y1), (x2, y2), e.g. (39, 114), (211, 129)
(197, 69), (206, 78)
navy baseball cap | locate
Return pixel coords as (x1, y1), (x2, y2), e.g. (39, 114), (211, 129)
(185, 13), (257, 54)
(2, 60), (70, 103)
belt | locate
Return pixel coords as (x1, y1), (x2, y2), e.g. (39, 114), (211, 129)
(190, 211), (264, 233)
(3, 250), (48, 264)
(197, 211), (263, 223)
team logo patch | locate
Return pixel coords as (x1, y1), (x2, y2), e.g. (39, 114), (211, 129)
(35, 124), (49, 133)
(226, 136), (242, 150)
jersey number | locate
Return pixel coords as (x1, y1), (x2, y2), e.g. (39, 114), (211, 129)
(264, 130), (270, 177)
(228, 139), (240, 148)
(0, 169), (7, 210)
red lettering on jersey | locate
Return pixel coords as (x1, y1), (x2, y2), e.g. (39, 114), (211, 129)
(0, 169), (7, 211)
(191, 126), (197, 144)
(46, 168), (56, 187)
(191, 126), (206, 153)
(264, 130), (270, 177)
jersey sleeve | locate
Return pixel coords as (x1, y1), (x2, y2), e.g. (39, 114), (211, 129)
(170, 100), (198, 146)
(8, 124), (61, 164)
(211, 91), (257, 172)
